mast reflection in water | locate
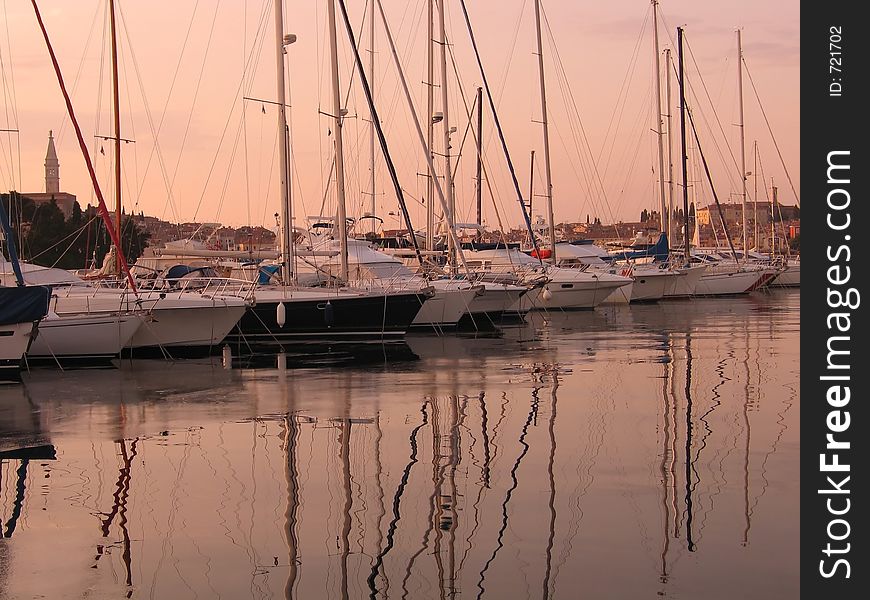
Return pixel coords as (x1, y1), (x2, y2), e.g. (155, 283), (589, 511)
(0, 291), (799, 599)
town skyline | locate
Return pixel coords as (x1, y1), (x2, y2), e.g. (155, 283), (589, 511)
(1, 0), (799, 229)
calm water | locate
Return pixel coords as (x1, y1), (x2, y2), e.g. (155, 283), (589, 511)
(0, 290), (799, 599)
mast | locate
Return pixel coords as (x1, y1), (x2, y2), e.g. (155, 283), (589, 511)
(368, 0), (377, 235)
(426, 0), (435, 251)
(29, 0), (137, 292)
(651, 1), (667, 238)
(677, 27), (690, 260)
(327, 0), (349, 281)
(437, 0), (457, 274)
(369, 0), (467, 273)
(737, 29), (748, 259)
(771, 180), (777, 258)
(664, 48), (675, 243)
(109, 0), (122, 274)
(528, 150), (535, 217)
(533, 0), (556, 263)
(753, 140), (758, 251)
(457, 0), (542, 260)
(475, 86), (483, 235)
(274, 0), (295, 285)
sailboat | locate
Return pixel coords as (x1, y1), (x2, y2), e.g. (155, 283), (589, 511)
(217, 0), (427, 348)
(461, 0), (632, 310)
(18, 3), (249, 358)
(672, 28), (772, 297)
(0, 203), (51, 380)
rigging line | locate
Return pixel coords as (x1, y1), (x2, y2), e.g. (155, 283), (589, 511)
(490, 0), (528, 117)
(122, 0), (202, 208)
(1, 0), (20, 130)
(54, 0), (104, 147)
(686, 106), (739, 262)
(741, 58), (800, 207)
(595, 5), (650, 174)
(116, 15), (140, 213)
(666, 55), (739, 199)
(32, 216), (99, 265)
(0, 16), (16, 187)
(187, 0), (273, 226)
(608, 86), (655, 219)
(117, 0), (206, 225)
(458, 0), (540, 259)
(682, 33), (741, 178)
(161, 1), (223, 216)
(444, 33), (512, 234)
(541, 4), (619, 230)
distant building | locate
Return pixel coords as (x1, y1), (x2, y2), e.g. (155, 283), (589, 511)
(21, 131), (77, 219)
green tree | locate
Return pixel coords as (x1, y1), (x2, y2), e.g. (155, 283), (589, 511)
(2, 193), (149, 270)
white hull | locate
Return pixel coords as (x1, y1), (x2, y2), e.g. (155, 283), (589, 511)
(27, 312), (143, 360)
(129, 302), (247, 348)
(694, 268), (769, 296)
(600, 281), (633, 304)
(517, 270), (631, 310)
(467, 282), (529, 316)
(664, 264), (707, 297)
(629, 270), (673, 302)
(772, 263), (800, 287)
(412, 284), (477, 328)
(1, 322), (37, 378)
(50, 289), (247, 348)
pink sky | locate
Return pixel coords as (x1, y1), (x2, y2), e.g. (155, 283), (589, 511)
(1, 0), (798, 229)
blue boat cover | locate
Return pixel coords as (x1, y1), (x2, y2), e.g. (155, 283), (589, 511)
(609, 233), (670, 262)
(258, 265), (280, 285)
(0, 286), (51, 326)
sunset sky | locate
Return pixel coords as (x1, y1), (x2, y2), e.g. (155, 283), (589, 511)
(1, 0), (799, 231)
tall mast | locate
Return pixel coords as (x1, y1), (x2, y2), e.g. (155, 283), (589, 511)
(368, 0), (376, 235)
(737, 29), (748, 258)
(274, 0), (295, 285)
(677, 27), (690, 260)
(651, 1), (667, 237)
(327, 0), (349, 281)
(753, 140), (758, 251)
(664, 47), (675, 242)
(425, 0), (435, 251)
(528, 150), (535, 217)
(437, 0), (456, 274)
(533, 0), (556, 263)
(475, 86), (483, 234)
(771, 180), (777, 258)
(109, 0), (122, 274)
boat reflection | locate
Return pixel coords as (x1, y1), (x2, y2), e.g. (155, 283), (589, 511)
(0, 292), (799, 599)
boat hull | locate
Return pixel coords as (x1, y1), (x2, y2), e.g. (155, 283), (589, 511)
(27, 313), (143, 363)
(224, 290), (426, 349)
(1, 322), (38, 381)
(694, 268), (770, 296)
(49, 289), (247, 350)
(664, 264), (707, 298)
(772, 263), (800, 287)
(629, 270), (672, 302)
(411, 284), (477, 329)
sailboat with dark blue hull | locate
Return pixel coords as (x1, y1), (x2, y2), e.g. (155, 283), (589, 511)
(223, 286), (428, 351)
(1, 196), (51, 381)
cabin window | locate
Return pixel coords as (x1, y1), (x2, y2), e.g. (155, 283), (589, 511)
(560, 283), (574, 289)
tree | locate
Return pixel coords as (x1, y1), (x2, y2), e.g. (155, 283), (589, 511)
(2, 193), (149, 270)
